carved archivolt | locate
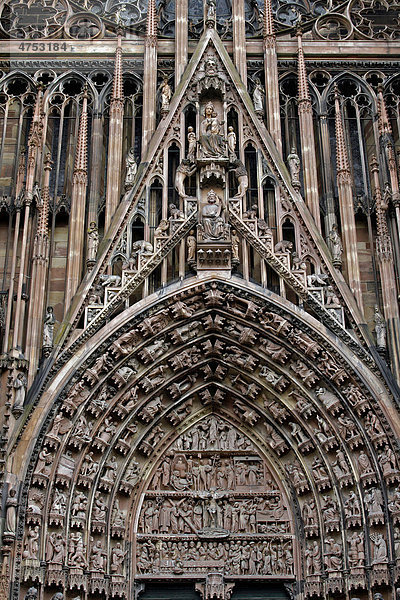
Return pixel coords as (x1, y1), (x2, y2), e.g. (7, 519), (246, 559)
(13, 278), (400, 599)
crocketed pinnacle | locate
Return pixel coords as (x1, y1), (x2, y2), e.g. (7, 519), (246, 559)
(28, 85), (44, 148)
(263, 0), (274, 38)
(297, 28), (310, 103)
(377, 84), (392, 136)
(37, 153), (53, 237)
(15, 150), (26, 198)
(146, 0), (157, 38)
(74, 89), (88, 176)
(112, 33), (124, 102)
(334, 86), (350, 175)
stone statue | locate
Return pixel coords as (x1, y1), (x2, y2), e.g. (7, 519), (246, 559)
(187, 127), (197, 162)
(160, 78), (172, 113)
(227, 126), (236, 155)
(374, 305), (386, 350)
(187, 230), (196, 262)
(199, 102), (226, 158)
(229, 159), (248, 198)
(200, 189), (226, 240)
(206, 0), (216, 20)
(371, 533), (388, 564)
(253, 79), (264, 114)
(111, 543), (126, 574)
(43, 306), (55, 347)
(23, 526), (40, 560)
(287, 148), (300, 188)
(91, 540), (107, 571)
(125, 148), (137, 189)
(13, 372), (27, 412)
(87, 222), (99, 261)
(231, 230), (240, 262)
(328, 224), (343, 266)
(4, 488), (17, 536)
(175, 159), (196, 198)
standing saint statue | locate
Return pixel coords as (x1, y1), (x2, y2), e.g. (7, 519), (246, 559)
(253, 79), (265, 115)
(227, 126), (236, 156)
(160, 78), (172, 114)
(13, 372), (27, 412)
(124, 148), (137, 189)
(287, 147), (301, 189)
(328, 223), (343, 267)
(374, 305), (386, 350)
(43, 306), (56, 348)
(187, 127), (197, 162)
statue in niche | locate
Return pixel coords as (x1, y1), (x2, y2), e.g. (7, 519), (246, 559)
(175, 159), (196, 198)
(348, 531), (364, 568)
(324, 538), (342, 571)
(4, 488), (17, 536)
(227, 126), (236, 156)
(199, 102), (226, 158)
(328, 224), (343, 266)
(370, 533), (388, 564)
(23, 526), (40, 560)
(199, 189), (226, 240)
(305, 541), (322, 575)
(91, 540), (107, 571)
(229, 159), (248, 198)
(187, 127), (197, 162)
(374, 305), (386, 350)
(43, 306), (55, 347)
(13, 372), (27, 412)
(111, 543), (127, 574)
(87, 221), (99, 261)
(253, 79), (265, 114)
(287, 148), (301, 188)
(160, 78), (172, 113)
(187, 230), (196, 262)
(125, 147), (137, 189)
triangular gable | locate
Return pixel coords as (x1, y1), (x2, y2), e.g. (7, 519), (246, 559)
(54, 27), (373, 366)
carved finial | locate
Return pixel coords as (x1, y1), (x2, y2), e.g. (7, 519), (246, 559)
(73, 91), (88, 178)
(38, 154), (53, 236)
(111, 34), (124, 102)
(146, 0), (157, 40)
(334, 86), (350, 177)
(377, 84), (392, 136)
(263, 0), (274, 38)
(297, 27), (310, 104)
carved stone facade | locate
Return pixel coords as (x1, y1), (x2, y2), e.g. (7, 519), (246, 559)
(1, 3), (400, 600)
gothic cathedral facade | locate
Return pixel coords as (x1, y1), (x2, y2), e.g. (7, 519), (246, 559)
(1, 2), (400, 600)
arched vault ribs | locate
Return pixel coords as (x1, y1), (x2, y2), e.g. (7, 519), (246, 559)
(13, 279), (400, 599)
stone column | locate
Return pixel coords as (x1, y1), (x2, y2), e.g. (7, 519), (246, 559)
(105, 32), (124, 231)
(2, 152), (25, 353)
(88, 111), (103, 227)
(25, 154), (52, 383)
(370, 155), (400, 382)
(175, 0), (188, 87)
(232, 0), (247, 84)
(319, 113), (336, 235)
(12, 87), (44, 354)
(64, 90), (88, 311)
(142, 0), (158, 154)
(334, 88), (363, 310)
(263, 0), (282, 155)
(296, 28), (321, 230)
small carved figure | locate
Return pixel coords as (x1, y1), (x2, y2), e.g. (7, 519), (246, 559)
(24, 588), (38, 600)
(187, 126), (197, 162)
(357, 450), (374, 475)
(87, 221), (99, 261)
(4, 488), (17, 535)
(175, 159), (196, 198)
(230, 159), (248, 198)
(324, 538), (342, 571)
(43, 306), (55, 347)
(125, 148), (137, 189)
(231, 230), (240, 262)
(111, 542), (127, 574)
(227, 126), (236, 155)
(374, 305), (386, 350)
(160, 77), (172, 113)
(287, 148), (301, 188)
(13, 372), (27, 412)
(328, 224), (343, 266)
(187, 231), (196, 262)
(200, 189), (226, 240)
(370, 533), (388, 564)
(23, 526), (40, 560)
(274, 240), (293, 254)
(169, 203), (184, 220)
(305, 541), (321, 575)
(91, 540), (107, 571)
(253, 78), (264, 114)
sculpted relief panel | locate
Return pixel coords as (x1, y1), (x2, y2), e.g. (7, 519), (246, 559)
(136, 416), (294, 579)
